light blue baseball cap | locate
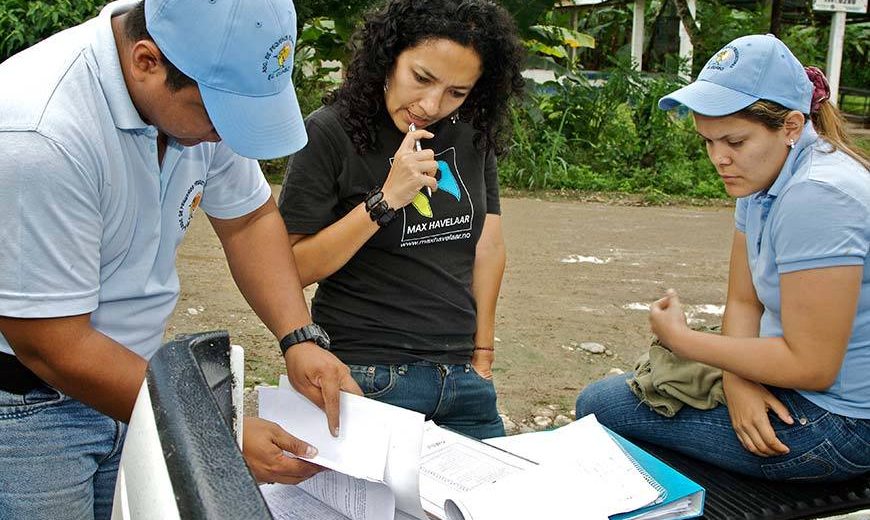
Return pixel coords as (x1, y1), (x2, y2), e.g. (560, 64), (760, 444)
(145, 0), (307, 159)
(658, 34), (813, 116)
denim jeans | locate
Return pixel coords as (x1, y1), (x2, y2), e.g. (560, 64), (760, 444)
(0, 385), (127, 520)
(576, 373), (870, 482)
(347, 361), (505, 440)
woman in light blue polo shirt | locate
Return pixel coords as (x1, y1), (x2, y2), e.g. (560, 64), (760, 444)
(577, 34), (870, 482)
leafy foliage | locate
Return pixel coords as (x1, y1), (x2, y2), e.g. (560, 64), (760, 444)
(500, 59), (723, 198)
(293, 17), (353, 115)
(0, 0), (103, 62)
(526, 23), (596, 74)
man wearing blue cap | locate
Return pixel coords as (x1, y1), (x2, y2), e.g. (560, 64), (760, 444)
(0, 0), (361, 516)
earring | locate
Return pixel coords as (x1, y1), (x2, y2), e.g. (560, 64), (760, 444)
(450, 113), (458, 124)
(787, 139), (795, 149)
(383, 79), (389, 92)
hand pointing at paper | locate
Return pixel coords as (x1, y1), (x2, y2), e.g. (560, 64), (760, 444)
(283, 342), (363, 437)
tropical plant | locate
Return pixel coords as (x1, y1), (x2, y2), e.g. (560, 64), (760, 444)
(526, 23), (596, 74)
(0, 0), (102, 62)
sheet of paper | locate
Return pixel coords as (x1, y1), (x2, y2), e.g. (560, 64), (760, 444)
(299, 470), (396, 520)
(380, 407), (427, 520)
(484, 415), (660, 516)
(273, 376), (429, 520)
(419, 422), (537, 519)
(258, 386), (390, 482)
(443, 464), (609, 520)
(260, 483), (350, 520)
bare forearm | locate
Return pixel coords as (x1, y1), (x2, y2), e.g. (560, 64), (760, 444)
(720, 299), (762, 338)
(214, 201), (312, 339)
(291, 203), (379, 286)
(672, 329), (829, 390)
(4, 316), (145, 422)
(472, 243), (505, 348)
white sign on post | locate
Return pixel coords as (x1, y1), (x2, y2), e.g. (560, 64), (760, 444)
(813, 0), (867, 13)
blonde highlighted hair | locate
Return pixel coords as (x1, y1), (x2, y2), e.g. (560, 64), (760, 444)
(737, 100), (869, 171)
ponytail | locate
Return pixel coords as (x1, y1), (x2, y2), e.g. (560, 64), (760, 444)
(804, 66), (869, 170)
(810, 100), (870, 171)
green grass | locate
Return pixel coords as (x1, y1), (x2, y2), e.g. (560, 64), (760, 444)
(841, 94), (870, 117)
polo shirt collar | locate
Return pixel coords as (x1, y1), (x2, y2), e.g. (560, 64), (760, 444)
(762, 121), (819, 199)
(92, 0), (149, 131)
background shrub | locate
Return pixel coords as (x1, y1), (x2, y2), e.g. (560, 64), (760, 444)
(1, 0), (102, 62)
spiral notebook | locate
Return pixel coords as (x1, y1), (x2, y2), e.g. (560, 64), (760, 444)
(607, 429), (705, 520)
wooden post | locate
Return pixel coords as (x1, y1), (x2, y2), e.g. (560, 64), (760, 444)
(631, 0), (645, 71)
(825, 10), (846, 106)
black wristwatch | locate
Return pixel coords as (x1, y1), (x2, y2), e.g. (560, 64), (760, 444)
(365, 187), (397, 227)
(279, 323), (330, 356)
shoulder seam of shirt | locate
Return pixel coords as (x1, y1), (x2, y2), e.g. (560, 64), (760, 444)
(779, 176), (870, 216)
(34, 51), (90, 134)
(25, 129), (98, 195)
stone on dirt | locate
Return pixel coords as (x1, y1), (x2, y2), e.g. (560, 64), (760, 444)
(580, 342), (606, 354)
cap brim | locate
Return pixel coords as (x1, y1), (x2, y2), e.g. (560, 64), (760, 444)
(658, 80), (759, 116)
(200, 80), (308, 160)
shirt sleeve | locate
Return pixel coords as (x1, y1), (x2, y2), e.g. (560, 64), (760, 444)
(734, 196), (748, 233)
(771, 180), (869, 274)
(198, 142), (271, 220)
(0, 132), (100, 317)
(484, 148), (501, 215)
(278, 114), (345, 234)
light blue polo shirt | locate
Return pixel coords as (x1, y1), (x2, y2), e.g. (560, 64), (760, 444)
(735, 122), (870, 418)
(0, 1), (272, 360)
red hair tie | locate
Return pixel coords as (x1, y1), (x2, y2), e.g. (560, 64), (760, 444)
(804, 66), (830, 114)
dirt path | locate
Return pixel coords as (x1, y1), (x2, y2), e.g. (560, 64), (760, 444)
(168, 188), (735, 425)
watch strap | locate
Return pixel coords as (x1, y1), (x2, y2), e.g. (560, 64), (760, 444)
(279, 324), (330, 356)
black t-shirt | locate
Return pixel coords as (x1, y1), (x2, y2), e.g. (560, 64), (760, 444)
(278, 105), (500, 364)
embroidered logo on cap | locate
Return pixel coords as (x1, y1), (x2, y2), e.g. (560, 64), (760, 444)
(706, 46), (739, 71)
(261, 37), (293, 81)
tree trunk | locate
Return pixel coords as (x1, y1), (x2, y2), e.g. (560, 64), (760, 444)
(769, 0), (783, 36)
(643, 0), (669, 66)
(672, 0), (701, 47)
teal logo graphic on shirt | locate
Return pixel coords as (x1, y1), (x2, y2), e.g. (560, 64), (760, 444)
(410, 160), (462, 218)
(392, 147), (473, 247)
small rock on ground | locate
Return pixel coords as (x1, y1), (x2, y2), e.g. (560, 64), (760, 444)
(580, 342), (606, 354)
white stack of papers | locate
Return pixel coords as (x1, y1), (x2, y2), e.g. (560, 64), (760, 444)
(258, 382), (675, 520)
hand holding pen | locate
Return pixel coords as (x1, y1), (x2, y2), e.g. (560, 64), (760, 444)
(380, 126), (438, 210)
(409, 123), (432, 197)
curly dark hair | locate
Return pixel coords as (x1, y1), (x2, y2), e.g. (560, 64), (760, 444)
(325, 0), (525, 156)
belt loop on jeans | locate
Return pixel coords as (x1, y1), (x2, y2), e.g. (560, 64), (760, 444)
(0, 351), (44, 394)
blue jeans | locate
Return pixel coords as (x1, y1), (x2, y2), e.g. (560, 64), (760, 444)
(576, 373), (870, 482)
(0, 385), (127, 520)
(348, 361), (505, 440)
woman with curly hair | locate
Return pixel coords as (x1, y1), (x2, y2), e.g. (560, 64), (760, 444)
(278, 0), (525, 439)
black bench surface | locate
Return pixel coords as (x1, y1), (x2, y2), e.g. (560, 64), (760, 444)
(634, 441), (870, 520)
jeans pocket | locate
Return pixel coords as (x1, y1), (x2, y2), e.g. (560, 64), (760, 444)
(467, 363), (494, 382)
(761, 439), (870, 482)
(347, 364), (397, 398)
(843, 417), (870, 452)
(0, 386), (64, 420)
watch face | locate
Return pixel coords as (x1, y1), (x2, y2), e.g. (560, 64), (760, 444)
(309, 324), (330, 348)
